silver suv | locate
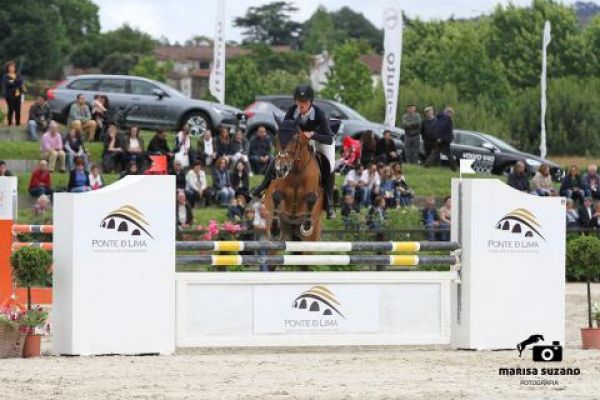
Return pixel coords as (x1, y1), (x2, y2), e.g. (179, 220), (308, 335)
(47, 74), (242, 135)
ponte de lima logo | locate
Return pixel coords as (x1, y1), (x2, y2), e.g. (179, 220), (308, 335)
(487, 208), (545, 251)
(285, 286), (345, 330)
(92, 205), (153, 251)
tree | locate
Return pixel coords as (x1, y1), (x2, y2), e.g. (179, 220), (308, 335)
(234, 1), (302, 45)
(55, 0), (100, 45)
(242, 44), (311, 75)
(321, 41), (373, 109)
(100, 53), (138, 75)
(130, 56), (173, 83)
(225, 58), (264, 107)
(301, 6), (338, 54)
(261, 69), (309, 95)
(330, 7), (383, 53)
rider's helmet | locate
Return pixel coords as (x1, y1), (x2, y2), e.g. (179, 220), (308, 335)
(293, 84), (315, 102)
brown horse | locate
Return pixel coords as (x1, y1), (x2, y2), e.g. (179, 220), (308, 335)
(264, 118), (323, 243)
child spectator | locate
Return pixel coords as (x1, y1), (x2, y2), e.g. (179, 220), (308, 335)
(185, 161), (209, 207)
(227, 197), (244, 223)
(92, 94), (108, 134)
(380, 166), (396, 208)
(64, 123), (89, 170)
(124, 126), (145, 167)
(253, 203), (270, 272)
(392, 163), (413, 207)
(176, 190), (193, 230)
(40, 121), (66, 172)
(89, 165), (103, 190)
(68, 158), (91, 193)
(438, 196), (452, 241)
(421, 197), (440, 241)
(33, 194), (51, 222)
(29, 160), (53, 198)
(102, 124), (124, 173)
(212, 157), (235, 206)
(367, 196), (387, 229)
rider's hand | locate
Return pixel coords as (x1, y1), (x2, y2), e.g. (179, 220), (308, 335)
(303, 131), (314, 139)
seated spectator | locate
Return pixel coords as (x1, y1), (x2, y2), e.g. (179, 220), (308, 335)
(532, 164), (557, 196)
(560, 165), (585, 204)
(124, 126), (145, 167)
(582, 164), (600, 200)
(375, 130), (399, 164)
(249, 126), (272, 174)
(231, 160), (250, 200)
(89, 165), (103, 190)
(170, 159), (187, 191)
(359, 131), (376, 166)
(91, 94), (109, 136)
(578, 197), (594, 228)
(392, 163), (413, 207)
(0, 160), (13, 176)
(361, 163), (381, 207)
(592, 202), (600, 229)
(29, 160), (53, 198)
(216, 126), (234, 167)
(342, 163), (365, 204)
(566, 198), (579, 229)
(174, 124), (193, 168)
(184, 161), (209, 207)
(147, 129), (173, 159)
(341, 194), (360, 230)
(27, 95), (50, 141)
(227, 196), (245, 223)
(176, 190), (193, 230)
(438, 196), (452, 241)
(197, 130), (217, 167)
(507, 161), (530, 193)
(336, 141), (358, 174)
(102, 124), (124, 173)
(40, 121), (66, 172)
(231, 128), (252, 175)
(119, 161), (139, 179)
(380, 166), (396, 208)
(68, 93), (97, 141)
(367, 196), (387, 229)
(33, 194), (51, 221)
(68, 158), (91, 193)
(212, 157), (235, 206)
(421, 197), (440, 241)
(64, 123), (89, 170)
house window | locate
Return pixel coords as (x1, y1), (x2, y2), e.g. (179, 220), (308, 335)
(199, 61), (210, 69)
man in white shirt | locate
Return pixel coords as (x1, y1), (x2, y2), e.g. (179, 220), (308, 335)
(342, 164), (365, 202)
(184, 161), (208, 207)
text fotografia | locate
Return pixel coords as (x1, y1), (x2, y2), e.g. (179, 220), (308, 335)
(91, 239), (148, 251)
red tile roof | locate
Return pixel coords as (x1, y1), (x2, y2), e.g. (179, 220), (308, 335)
(154, 45), (292, 62)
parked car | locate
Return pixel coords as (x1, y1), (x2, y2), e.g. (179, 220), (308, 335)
(243, 96), (405, 153)
(47, 75), (242, 135)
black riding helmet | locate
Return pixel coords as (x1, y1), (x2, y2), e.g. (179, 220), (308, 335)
(293, 84), (314, 102)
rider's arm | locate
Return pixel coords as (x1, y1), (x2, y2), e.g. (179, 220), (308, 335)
(310, 110), (333, 145)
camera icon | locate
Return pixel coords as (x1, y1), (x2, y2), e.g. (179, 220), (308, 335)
(532, 341), (563, 362)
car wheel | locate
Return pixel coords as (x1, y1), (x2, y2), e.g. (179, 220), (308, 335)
(183, 112), (211, 136)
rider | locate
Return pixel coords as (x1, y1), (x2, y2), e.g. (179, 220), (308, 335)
(250, 84), (337, 219)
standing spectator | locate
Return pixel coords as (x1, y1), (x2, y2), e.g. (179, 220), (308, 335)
(2, 61), (24, 126)
(170, 159), (186, 190)
(367, 196), (388, 229)
(507, 161), (531, 193)
(392, 163), (413, 207)
(532, 164), (557, 196)
(359, 131), (376, 167)
(174, 125), (193, 168)
(560, 165), (585, 204)
(197, 130), (217, 167)
(68, 94), (97, 141)
(231, 160), (250, 200)
(401, 104), (422, 164)
(89, 165), (103, 190)
(40, 121), (66, 172)
(215, 126), (234, 167)
(212, 157), (235, 206)
(102, 124), (124, 173)
(565, 199), (579, 229)
(341, 194), (360, 230)
(361, 163), (381, 207)
(438, 196), (452, 241)
(68, 158), (91, 193)
(425, 107), (457, 171)
(185, 161), (209, 207)
(582, 164), (600, 200)
(342, 163), (365, 204)
(421, 106), (437, 160)
(64, 124), (89, 170)
(578, 197), (594, 228)
(29, 160), (52, 198)
(147, 129), (172, 158)
(124, 126), (145, 167)
(421, 197), (440, 241)
(249, 126), (272, 174)
(27, 95), (50, 141)
(176, 191), (193, 230)
(231, 129), (252, 175)
(0, 160), (13, 176)
(375, 130), (399, 164)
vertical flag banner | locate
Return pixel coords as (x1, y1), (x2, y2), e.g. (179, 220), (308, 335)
(540, 20), (551, 159)
(209, 0), (226, 104)
(382, 1), (403, 128)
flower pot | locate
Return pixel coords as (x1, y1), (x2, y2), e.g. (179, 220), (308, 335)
(22, 334), (42, 358)
(0, 324), (25, 358)
(581, 328), (600, 350)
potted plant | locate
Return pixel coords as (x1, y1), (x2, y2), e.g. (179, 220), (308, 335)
(0, 299), (25, 358)
(566, 236), (600, 349)
(10, 247), (52, 357)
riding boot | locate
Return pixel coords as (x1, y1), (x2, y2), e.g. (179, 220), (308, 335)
(323, 171), (336, 219)
(250, 158), (275, 198)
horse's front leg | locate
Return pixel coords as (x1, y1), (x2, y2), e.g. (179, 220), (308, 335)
(270, 190), (283, 238)
(299, 192), (318, 237)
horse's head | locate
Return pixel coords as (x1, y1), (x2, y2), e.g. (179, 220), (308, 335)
(274, 116), (302, 179)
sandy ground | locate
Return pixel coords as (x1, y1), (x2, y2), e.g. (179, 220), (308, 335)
(1, 283), (599, 400)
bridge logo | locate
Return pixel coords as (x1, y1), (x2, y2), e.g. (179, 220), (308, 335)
(494, 208), (545, 241)
(99, 205), (153, 239)
(291, 285), (345, 319)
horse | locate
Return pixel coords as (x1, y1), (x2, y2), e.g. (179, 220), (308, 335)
(264, 117), (324, 246)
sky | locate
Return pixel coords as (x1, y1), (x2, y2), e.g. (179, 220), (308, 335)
(92, 0), (583, 43)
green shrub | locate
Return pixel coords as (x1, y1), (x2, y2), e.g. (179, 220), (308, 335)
(10, 247), (52, 310)
(566, 236), (600, 282)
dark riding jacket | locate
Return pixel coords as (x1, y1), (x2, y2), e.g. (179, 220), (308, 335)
(284, 104), (333, 145)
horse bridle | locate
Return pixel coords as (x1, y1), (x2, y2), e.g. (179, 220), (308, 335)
(275, 133), (314, 180)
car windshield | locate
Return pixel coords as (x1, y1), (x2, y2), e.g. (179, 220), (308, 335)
(331, 101), (367, 121)
(481, 133), (519, 152)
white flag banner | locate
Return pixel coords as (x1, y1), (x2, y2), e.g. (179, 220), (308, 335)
(209, 0), (226, 104)
(459, 159), (476, 177)
(381, 1), (403, 128)
(540, 20), (551, 159)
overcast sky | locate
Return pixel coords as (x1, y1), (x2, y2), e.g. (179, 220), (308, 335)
(92, 0), (582, 43)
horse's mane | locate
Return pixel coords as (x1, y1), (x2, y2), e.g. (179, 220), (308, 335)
(277, 119), (299, 149)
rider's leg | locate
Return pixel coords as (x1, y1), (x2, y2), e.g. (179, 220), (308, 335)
(315, 142), (336, 219)
(250, 157), (276, 198)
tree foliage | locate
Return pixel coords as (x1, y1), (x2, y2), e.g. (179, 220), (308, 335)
(130, 56), (173, 83)
(234, 1), (302, 46)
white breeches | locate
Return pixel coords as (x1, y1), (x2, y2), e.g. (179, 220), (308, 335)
(312, 141), (336, 173)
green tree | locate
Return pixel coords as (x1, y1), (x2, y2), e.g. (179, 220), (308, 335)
(261, 69), (309, 95)
(321, 41), (373, 109)
(130, 56), (173, 82)
(225, 58), (264, 107)
(100, 53), (139, 75)
(300, 6), (338, 54)
(242, 44), (311, 75)
(55, 0), (100, 45)
(234, 1), (302, 45)
(330, 7), (384, 53)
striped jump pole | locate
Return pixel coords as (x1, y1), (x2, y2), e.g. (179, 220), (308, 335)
(12, 242), (53, 251)
(176, 241), (460, 253)
(176, 254), (458, 267)
(12, 225), (54, 234)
